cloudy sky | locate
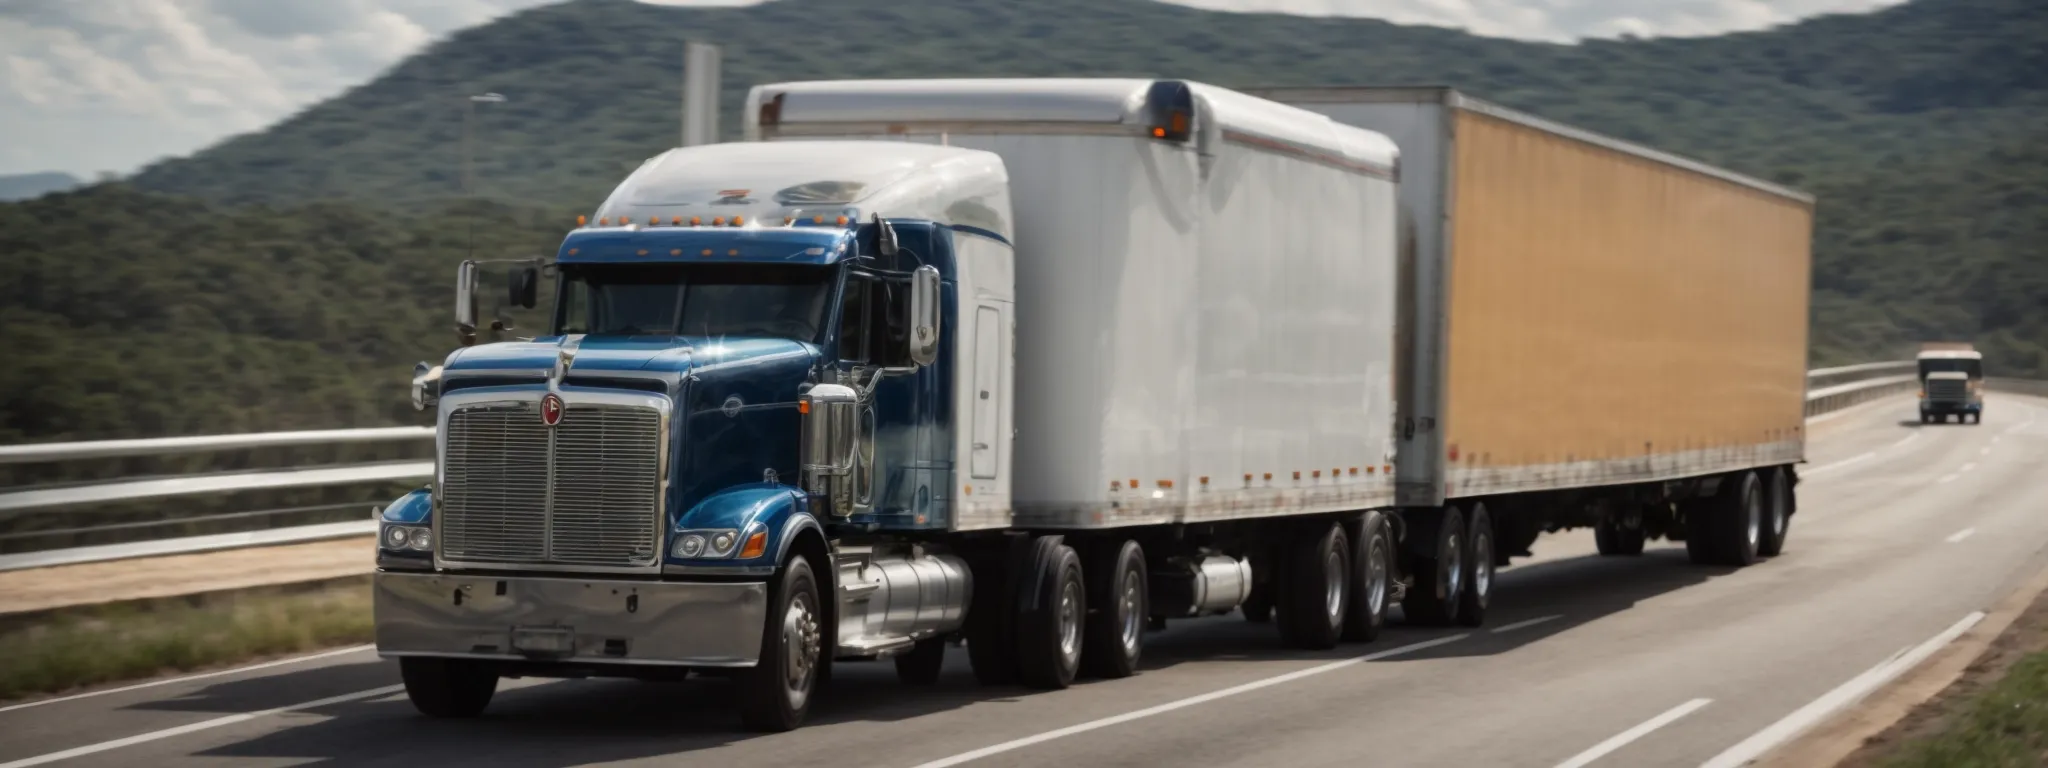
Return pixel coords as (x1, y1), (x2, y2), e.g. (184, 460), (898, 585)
(1, 0), (1903, 178)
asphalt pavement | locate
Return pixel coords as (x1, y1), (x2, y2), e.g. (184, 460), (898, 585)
(3, 395), (2045, 768)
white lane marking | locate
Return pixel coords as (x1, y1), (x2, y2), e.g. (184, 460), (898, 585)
(1493, 615), (1564, 634)
(1959, 462), (1977, 473)
(1981, 447), (1993, 456)
(0, 645), (376, 715)
(1938, 473), (1960, 484)
(908, 634), (1468, 768)
(1946, 528), (1977, 544)
(1890, 432), (1921, 449)
(1552, 698), (1713, 768)
(1803, 452), (1875, 477)
(0, 684), (404, 768)
(1700, 612), (1985, 768)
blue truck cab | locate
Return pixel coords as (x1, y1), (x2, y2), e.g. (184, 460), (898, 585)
(375, 141), (1015, 730)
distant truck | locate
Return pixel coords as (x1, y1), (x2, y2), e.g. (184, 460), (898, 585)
(1917, 342), (1984, 424)
(377, 79), (1816, 731)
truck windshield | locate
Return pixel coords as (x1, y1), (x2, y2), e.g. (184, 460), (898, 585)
(1918, 359), (1984, 378)
(554, 262), (832, 341)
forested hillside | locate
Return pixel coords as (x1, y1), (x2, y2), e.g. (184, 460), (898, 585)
(4, 0), (2043, 441)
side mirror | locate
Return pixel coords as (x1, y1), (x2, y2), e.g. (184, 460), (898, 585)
(509, 266), (539, 309)
(455, 261), (480, 342)
(908, 265), (942, 366)
(800, 383), (861, 517)
(411, 361), (442, 412)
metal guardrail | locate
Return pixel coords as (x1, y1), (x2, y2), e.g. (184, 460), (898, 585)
(0, 360), (2003, 572)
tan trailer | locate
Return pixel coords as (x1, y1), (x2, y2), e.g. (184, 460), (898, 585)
(1254, 86), (1816, 625)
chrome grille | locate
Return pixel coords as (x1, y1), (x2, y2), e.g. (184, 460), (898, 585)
(550, 405), (663, 565)
(440, 405), (550, 563)
(1927, 379), (1969, 402)
(439, 399), (664, 569)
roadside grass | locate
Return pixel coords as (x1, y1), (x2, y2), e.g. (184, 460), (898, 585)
(1880, 650), (2048, 768)
(0, 578), (371, 702)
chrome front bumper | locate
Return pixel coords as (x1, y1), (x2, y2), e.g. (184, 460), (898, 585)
(374, 571), (768, 667)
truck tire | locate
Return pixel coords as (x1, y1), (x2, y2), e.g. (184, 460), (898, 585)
(399, 657), (497, 718)
(1687, 472), (1762, 567)
(1594, 517), (1646, 556)
(1278, 522), (1351, 650)
(737, 554), (823, 732)
(1080, 540), (1147, 679)
(1457, 503), (1495, 628)
(1341, 512), (1393, 643)
(1401, 506), (1466, 626)
(1015, 538), (1085, 690)
(965, 538), (1026, 686)
(1757, 467), (1792, 557)
(895, 636), (948, 686)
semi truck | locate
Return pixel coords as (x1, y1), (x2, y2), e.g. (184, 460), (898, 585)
(1916, 342), (1984, 423)
(377, 79), (1816, 732)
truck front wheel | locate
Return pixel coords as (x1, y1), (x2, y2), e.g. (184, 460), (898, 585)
(736, 554), (823, 732)
(398, 657), (497, 718)
(1757, 468), (1792, 557)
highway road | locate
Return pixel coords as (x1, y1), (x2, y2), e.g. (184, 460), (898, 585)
(4, 395), (2046, 768)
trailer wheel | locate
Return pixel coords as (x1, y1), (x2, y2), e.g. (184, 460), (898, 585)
(1687, 472), (1762, 567)
(1458, 503), (1494, 627)
(736, 554), (823, 732)
(1401, 506), (1466, 626)
(1081, 540), (1147, 679)
(895, 636), (948, 686)
(1015, 538), (1085, 689)
(1342, 512), (1392, 643)
(1757, 467), (1792, 557)
(1594, 517), (1646, 556)
(1277, 522), (1351, 650)
(399, 657), (497, 718)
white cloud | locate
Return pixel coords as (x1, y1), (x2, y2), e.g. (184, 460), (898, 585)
(0, 0), (1904, 178)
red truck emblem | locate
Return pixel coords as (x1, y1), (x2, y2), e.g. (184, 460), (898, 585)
(540, 393), (564, 426)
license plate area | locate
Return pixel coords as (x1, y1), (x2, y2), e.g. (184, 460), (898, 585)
(511, 626), (576, 657)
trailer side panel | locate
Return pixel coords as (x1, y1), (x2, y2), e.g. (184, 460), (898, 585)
(1441, 108), (1813, 497)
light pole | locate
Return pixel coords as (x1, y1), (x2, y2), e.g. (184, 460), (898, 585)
(462, 92), (507, 195)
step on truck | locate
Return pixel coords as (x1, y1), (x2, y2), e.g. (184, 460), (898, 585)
(377, 79), (1817, 731)
(1915, 342), (1984, 424)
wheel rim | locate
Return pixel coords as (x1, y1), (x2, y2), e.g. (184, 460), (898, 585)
(1323, 546), (1347, 624)
(1118, 568), (1142, 654)
(781, 590), (820, 709)
(1474, 525), (1494, 599)
(1443, 530), (1463, 600)
(1366, 536), (1388, 617)
(1744, 483), (1762, 549)
(1058, 577), (1083, 664)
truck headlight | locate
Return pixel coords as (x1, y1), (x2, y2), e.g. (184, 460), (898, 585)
(381, 524), (433, 552)
(671, 528), (747, 559)
(673, 533), (708, 558)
